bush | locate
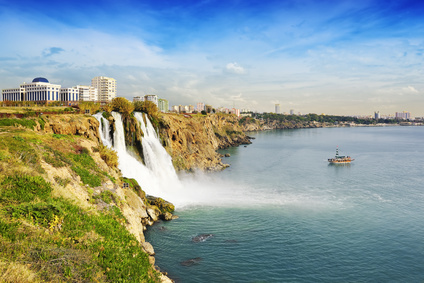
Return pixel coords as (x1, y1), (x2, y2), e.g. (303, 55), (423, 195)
(99, 144), (118, 168)
(111, 97), (134, 115)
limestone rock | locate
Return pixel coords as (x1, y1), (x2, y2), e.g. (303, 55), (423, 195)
(142, 242), (155, 256)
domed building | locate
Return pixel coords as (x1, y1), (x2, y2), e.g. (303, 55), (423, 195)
(2, 77), (62, 104)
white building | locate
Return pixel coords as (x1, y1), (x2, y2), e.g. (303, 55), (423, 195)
(144, 94), (158, 106)
(2, 77), (61, 103)
(60, 87), (79, 105)
(133, 96), (143, 102)
(77, 85), (98, 101)
(91, 76), (116, 102)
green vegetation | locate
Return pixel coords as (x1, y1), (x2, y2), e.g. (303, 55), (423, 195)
(0, 118), (37, 129)
(249, 112), (401, 126)
(0, 116), (161, 282)
(0, 177), (159, 282)
(111, 97), (134, 116)
(98, 144), (119, 168)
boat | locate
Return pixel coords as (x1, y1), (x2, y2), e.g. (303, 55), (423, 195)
(328, 146), (354, 163)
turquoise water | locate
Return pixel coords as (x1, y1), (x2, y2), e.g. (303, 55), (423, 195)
(145, 126), (424, 282)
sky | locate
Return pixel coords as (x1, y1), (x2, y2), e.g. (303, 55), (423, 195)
(0, 0), (423, 116)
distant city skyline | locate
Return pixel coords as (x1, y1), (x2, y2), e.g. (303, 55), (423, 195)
(0, 0), (423, 115)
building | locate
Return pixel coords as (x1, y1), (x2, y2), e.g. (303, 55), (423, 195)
(205, 104), (213, 113)
(197, 102), (205, 112)
(188, 105), (195, 113)
(77, 85), (98, 102)
(290, 109), (294, 115)
(395, 111), (411, 120)
(230, 108), (240, 117)
(2, 77), (61, 104)
(60, 87), (79, 105)
(91, 76), (116, 102)
(133, 96), (143, 102)
(158, 99), (169, 113)
(374, 111), (380, 120)
(144, 94), (158, 106)
(275, 104), (281, 114)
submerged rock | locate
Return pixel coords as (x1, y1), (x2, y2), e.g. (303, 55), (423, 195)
(180, 257), (202, 267)
(192, 233), (214, 243)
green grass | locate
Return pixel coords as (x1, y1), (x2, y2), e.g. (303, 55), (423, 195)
(71, 165), (102, 187)
(0, 174), (159, 282)
(0, 175), (52, 204)
(0, 118), (37, 129)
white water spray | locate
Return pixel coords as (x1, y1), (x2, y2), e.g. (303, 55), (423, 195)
(95, 111), (300, 209)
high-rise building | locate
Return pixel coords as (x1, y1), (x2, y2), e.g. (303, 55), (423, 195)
(275, 104), (281, 114)
(290, 109), (294, 115)
(158, 99), (169, 112)
(374, 111), (380, 120)
(2, 77), (61, 104)
(144, 94), (158, 106)
(395, 111), (411, 120)
(91, 76), (116, 102)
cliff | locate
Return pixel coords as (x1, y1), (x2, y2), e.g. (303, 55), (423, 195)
(158, 113), (252, 171)
(239, 117), (325, 131)
(0, 114), (173, 283)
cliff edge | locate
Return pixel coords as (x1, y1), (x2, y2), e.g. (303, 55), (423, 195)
(158, 113), (251, 171)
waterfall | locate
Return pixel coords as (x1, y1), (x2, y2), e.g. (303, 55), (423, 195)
(134, 112), (179, 185)
(95, 111), (181, 199)
(94, 111), (260, 208)
(93, 112), (112, 147)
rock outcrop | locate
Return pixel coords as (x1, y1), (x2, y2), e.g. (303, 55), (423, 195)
(158, 113), (252, 171)
(38, 114), (101, 141)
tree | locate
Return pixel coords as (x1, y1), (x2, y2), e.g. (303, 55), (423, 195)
(111, 97), (134, 116)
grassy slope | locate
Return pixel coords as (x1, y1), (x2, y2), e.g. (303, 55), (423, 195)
(0, 118), (159, 282)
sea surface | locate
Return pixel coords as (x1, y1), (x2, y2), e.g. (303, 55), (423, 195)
(145, 126), (424, 282)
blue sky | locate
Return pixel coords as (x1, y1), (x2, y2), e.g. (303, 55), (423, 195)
(1, 0), (423, 115)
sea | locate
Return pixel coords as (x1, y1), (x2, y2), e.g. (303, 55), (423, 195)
(145, 126), (424, 283)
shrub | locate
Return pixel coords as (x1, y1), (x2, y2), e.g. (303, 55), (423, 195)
(111, 97), (134, 115)
(9, 202), (63, 229)
(98, 144), (118, 168)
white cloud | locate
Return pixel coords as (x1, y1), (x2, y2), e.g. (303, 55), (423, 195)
(225, 62), (246, 74)
(406, 86), (419, 93)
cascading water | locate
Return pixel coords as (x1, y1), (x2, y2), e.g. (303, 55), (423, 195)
(95, 111), (259, 208)
(93, 112), (112, 147)
(134, 112), (179, 184)
(95, 111), (185, 201)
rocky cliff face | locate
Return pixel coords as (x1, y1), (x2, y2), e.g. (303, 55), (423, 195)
(38, 114), (101, 140)
(158, 113), (251, 171)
